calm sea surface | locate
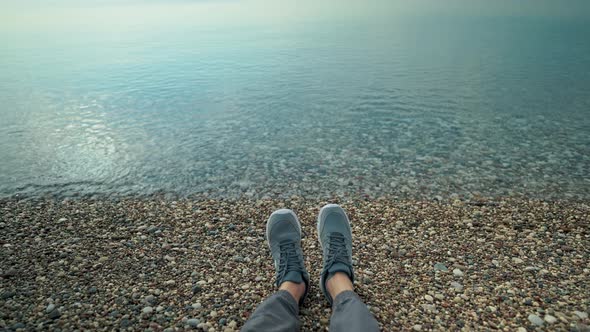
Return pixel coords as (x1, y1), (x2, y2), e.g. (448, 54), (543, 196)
(1, 2), (589, 199)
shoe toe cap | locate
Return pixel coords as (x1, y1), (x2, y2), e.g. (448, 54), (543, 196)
(267, 209), (301, 242)
(318, 204), (350, 234)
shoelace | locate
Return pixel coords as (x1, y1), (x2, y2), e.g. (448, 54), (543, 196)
(277, 240), (304, 280)
(325, 232), (350, 269)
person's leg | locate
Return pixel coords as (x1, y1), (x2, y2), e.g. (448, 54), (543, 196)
(242, 209), (309, 332)
(241, 291), (298, 331)
(242, 282), (304, 331)
(317, 204), (380, 332)
(327, 273), (379, 331)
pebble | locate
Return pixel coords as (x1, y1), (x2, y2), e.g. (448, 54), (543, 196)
(142, 306), (154, 314)
(412, 324), (422, 331)
(1, 291), (16, 299)
(453, 269), (464, 277)
(574, 311), (588, 319)
(45, 303), (56, 313)
(424, 295), (434, 302)
(120, 318), (131, 328)
(434, 263), (448, 272)
(528, 314), (544, 326)
(2, 269), (18, 278)
(12, 323), (25, 329)
(48, 309), (61, 319)
(421, 304), (436, 312)
(143, 295), (155, 304)
(544, 314), (557, 324)
(187, 318), (200, 327)
(450, 282), (463, 291)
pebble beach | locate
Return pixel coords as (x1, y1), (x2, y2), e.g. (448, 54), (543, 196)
(2, 1), (590, 331)
(1, 197), (588, 331)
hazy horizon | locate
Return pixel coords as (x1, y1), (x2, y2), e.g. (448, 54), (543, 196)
(3, 0), (590, 31)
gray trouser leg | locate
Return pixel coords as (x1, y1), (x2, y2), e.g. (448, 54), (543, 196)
(329, 290), (380, 331)
(242, 290), (300, 332)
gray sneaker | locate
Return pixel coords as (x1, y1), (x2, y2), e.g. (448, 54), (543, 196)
(266, 209), (310, 306)
(317, 204), (355, 305)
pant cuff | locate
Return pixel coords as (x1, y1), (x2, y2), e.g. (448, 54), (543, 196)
(276, 290), (300, 315)
(333, 290), (359, 307)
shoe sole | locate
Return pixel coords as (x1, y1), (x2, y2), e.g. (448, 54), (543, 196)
(266, 209), (302, 251)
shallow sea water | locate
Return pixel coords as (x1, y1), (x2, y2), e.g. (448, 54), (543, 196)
(1, 1), (589, 199)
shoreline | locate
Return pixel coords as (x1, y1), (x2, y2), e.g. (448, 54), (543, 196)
(1, 198), (589, 331)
